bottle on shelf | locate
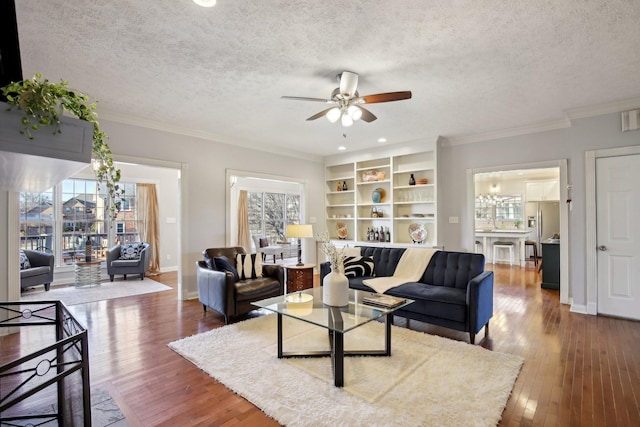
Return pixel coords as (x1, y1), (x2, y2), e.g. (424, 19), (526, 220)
(409, 173), (416, 186)
(342, 181), (347, 191)
(366, 227), (371, 241)
(385, 227), (391, 242)
(374, 228), (379, 241)
(379, 226), (385, 242)
(337, 182), (342, 191)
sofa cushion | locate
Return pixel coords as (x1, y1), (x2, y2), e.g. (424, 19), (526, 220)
(20, 250), (31, 270)
(421, 251), (485, 289)
(359, 246), (406, 277)
(236, 253), (262, 280)
(120, 242), (144, 260)
(387, 282), (468, 323)
(214, 256), (240, 282)
(343, 256), (374, 278)
(347, 276), (375, 292)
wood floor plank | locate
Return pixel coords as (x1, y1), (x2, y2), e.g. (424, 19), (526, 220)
(3, 263), (640, 426)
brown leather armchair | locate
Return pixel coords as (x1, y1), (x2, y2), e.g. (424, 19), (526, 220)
(196, 246), (284, 323)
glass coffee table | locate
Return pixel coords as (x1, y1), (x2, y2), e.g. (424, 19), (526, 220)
(253, 287), (413, 387)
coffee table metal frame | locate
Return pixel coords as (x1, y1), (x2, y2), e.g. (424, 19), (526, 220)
(253, 287), (413, 387)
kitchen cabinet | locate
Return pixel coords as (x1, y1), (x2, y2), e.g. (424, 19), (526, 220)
(526, 180), (559, 201)
(325, 150), (436, 246)
(541, 241), (560, 289)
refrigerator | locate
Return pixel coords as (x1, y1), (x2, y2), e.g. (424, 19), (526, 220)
(525, 201), (560, 253)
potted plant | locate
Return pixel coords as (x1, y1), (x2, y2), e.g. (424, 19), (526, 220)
(1, 73), (123, 220)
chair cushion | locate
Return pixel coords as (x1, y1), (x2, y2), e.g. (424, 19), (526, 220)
(120, 242), (144, 260)
(343, 256), (374, 278)
(20, 266), (50, 278)
(111, 259), (141, 268)
(214, 256), (240, 282)
(236, 253), (262, 280)
(235, 277), (281, 301)
(20, 250), (31, 270)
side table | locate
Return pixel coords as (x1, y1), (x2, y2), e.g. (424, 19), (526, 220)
(285, 264), (315, 292)
(75, 260), (102, 287)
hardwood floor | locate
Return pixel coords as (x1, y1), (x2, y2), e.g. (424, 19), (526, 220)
(3, 263), (640, 426)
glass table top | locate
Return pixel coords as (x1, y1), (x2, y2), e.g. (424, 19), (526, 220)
(252, 287), (414, 334)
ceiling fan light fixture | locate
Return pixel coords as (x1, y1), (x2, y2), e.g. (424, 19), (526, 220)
(193, 0), (216, 7)
(341, 113), (354, 127)
(326, 107), (341, 123)
(348, 105), (362, 121)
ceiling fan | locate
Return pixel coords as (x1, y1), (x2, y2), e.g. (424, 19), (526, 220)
(282, 71), (412, 127)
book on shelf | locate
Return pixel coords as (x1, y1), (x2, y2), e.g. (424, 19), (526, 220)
(362, 294), (405, 308)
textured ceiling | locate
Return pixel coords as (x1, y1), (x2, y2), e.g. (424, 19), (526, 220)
(13, 0), (640, 159)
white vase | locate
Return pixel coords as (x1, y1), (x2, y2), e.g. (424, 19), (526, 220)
(323, 268), (349, 307)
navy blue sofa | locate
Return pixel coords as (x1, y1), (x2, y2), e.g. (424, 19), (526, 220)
(320, 246), (494, 344)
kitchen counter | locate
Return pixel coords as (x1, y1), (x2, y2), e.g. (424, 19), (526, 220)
(475, 229), (533, 266)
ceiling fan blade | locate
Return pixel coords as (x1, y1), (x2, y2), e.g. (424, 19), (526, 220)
(339, 71), (359, 97)
(361, 91), (412, 104)
(306, 107), (337, 121)
(282, 96), (333, 103)
(358, 106), (377, 123)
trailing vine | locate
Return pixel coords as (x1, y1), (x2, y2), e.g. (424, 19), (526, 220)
(1, 73), (122, 220)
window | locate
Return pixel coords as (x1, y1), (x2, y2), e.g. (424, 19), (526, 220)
(248, 192), (300, 245)
(20, 178), (139, 265)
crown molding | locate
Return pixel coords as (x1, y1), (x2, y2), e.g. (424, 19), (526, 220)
(441, 118), (571, 147)
(97, 109), (323, 163)
(564, 96), (640, 120)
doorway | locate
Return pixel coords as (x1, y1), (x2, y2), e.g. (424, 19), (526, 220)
(468, 160), (569, 304)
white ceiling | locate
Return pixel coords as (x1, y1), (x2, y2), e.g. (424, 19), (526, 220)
(13, 0), (640, 160)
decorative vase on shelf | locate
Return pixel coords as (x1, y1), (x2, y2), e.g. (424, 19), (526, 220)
(372, 187), (384, 203)
(409, 173), (416, 185)
(323, 264), (349, 306)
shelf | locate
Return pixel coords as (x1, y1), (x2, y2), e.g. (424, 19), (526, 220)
(327, 190), (354, 194)
(325, 150), (437, 245)
(357, 179), (390, 185)
(394, 184), (434, 189)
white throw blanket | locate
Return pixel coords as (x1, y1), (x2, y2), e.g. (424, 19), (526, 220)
(363, 248), (437, 294)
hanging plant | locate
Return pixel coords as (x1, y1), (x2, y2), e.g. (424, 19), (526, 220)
(1, 73), (123, 220)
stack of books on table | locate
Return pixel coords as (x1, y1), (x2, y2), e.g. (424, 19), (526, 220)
(362, 294), (405, 308)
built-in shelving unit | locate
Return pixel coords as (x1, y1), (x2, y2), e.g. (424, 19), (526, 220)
(324, 150), (437, 246)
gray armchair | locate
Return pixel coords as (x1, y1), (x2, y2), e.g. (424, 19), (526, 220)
(197, 246), (284, 323)
(20, 249), (54, 291)
(106, 242), (151, 281)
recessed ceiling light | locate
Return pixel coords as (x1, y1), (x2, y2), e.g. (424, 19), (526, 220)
(378, 137), (387, 143)
(338, 146), (346, 151)
(193, 0), (216, 7)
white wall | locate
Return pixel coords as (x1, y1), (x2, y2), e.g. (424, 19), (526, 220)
(438, 112), (640, 310)
(100, 119), (325, 299)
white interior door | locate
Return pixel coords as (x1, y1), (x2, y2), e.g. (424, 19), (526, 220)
(596, 154), (640, 319)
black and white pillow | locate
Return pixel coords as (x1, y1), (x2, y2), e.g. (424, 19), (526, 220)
(120, 242), (144, 260)
(20, 250), (31, 270)
(343, 256), (374, 278)
(236, 253), (263, 280)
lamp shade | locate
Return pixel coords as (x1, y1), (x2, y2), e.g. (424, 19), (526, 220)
(285, 224), (313, 238)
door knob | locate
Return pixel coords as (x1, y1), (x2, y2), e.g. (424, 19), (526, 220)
(598, 245), (607, 251)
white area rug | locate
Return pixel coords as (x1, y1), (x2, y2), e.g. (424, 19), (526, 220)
(169, 314), (523, 427)
(21, 278), (171, 305)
